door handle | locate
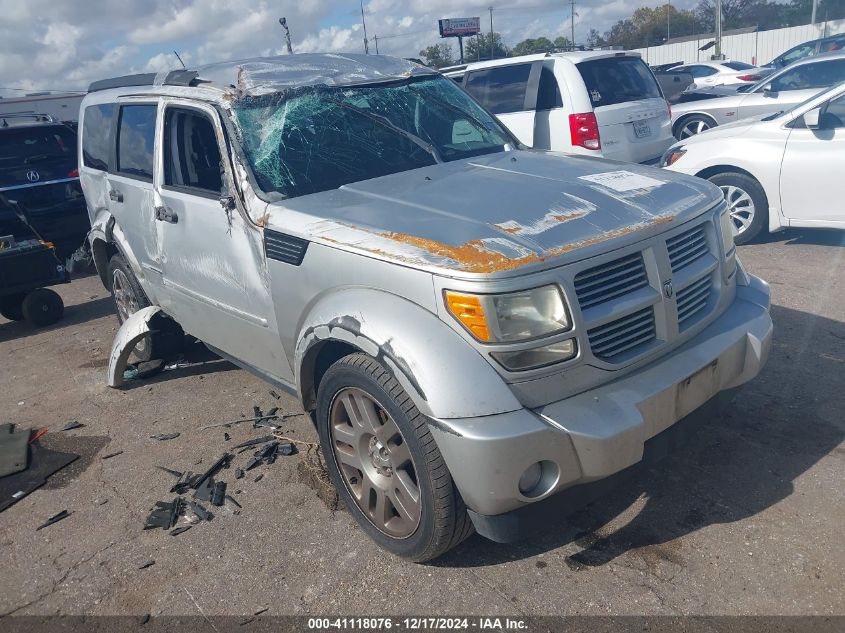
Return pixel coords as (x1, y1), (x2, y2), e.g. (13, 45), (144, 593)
(154, 206), (178, 224)
(109, 189), (123, 203)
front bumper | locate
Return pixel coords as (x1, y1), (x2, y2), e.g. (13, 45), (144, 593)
(427, 274), (772, 534)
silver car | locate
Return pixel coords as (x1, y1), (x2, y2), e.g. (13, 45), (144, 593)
(671, 51), (845, 138)
(79, 54), (772, 561)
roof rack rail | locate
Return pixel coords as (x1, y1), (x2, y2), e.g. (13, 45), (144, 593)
(0, 112), (57, 127)
(88, 69), (201, 93)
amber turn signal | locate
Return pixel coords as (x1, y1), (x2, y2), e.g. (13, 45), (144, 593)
(445, 292), (490, 342)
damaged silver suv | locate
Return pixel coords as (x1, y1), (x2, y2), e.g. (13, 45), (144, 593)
(79, 54), (772, 561)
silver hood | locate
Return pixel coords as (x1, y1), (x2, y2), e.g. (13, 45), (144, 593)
(266, 150), (723, 278)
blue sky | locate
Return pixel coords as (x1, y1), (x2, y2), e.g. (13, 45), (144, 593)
(0, 0), (699, 97)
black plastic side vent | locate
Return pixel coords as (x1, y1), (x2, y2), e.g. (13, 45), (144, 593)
(264, 229), (308, 266)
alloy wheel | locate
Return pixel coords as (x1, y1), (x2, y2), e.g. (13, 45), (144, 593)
(720, 184), (756, 237)
(111, 268), (147, 355)
(329, 387), (421, 538)
(679, 119), (712, 138)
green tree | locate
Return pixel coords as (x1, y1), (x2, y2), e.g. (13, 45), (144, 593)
(418, 43), (454, 69)
(585, 29), (604, 48)
(554, 35), (573, 50)
(465, 32), (509, 61)
(511, 36), (554, 56)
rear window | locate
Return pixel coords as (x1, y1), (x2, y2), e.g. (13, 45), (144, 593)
(723, 61), (755, 71)
(116, 104), (157, 181)
(0, 125), (76, 168)
(464, 63), (531, 114)
(82, 103), (116, 171)
(577, 57), (662, 108)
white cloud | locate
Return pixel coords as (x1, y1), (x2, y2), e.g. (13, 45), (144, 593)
(0, 0), (700, 97)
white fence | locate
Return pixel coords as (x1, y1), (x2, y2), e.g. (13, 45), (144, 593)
(632, 19), (845, 66)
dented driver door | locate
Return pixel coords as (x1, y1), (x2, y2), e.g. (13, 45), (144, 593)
(155, 99), (288, 380)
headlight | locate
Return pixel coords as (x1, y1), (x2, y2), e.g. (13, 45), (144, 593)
(661, 147), (686, 167)
(719, 207), (737, 277)
(445, 285), (571, 343)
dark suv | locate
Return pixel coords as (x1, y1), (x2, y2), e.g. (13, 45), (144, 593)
(766, 33), (845, 69)
(0, 114), (89, 257)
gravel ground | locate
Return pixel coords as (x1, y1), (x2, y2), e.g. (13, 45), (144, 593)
(0, 228), (843, 618)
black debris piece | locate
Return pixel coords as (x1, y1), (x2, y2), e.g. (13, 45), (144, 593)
(240, 617), (255, 626)
(140, 614), (151, 626)
(143, 497), (183, 530)
(36, 510), (71, 531)
(225, 494), (242, 509)
(266, 407), (279, 418)
(190, 501), (212, 521)
(252, 406), (262, 419)
(253, 473), (264, 483)
(211, 481), (226, 507)
(170, 471), (194, 494)
(243, 456), (262, 471)
(192, 453), (232, 490)
(235, 468), (244, 479)
(0, 443), (78, 512)
(150, 433), (180, 441)
(193, 478), (214, 502)
(233, 435), (274, 449)
(157, 466), (184, 478)
(278, 442), (297, 457)
(61, 420), (84, 431)
(269, 390), (281, 400)
(138, 559), (155, 570)
(101, 450), (123, 460)
(224, 432), (231, 442)
(254, 607), (269, 616)
(170, 525), (191, 536)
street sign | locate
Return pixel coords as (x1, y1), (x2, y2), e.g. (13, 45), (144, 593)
(438, 18), (481, 38)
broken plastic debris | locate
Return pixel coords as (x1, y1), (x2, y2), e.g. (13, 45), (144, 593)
(101, 450), (123, 460)
(235, 468), (244, 479)
(61, 420), (84, 431)
(233, 435), (275, 449)
(150, 433), (180, 441)
(170, 525), (192, 536)
(253, 473), (264, 483)
(211, 481), (226, 507)
(36, 510), (71, 530)
(190, 501), (212, 521)
(143, 498), (183, 530)
(138, 559), (155, 570)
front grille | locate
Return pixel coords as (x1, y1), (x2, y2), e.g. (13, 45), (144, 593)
(574, 252), (648, 310)
(587, 307), (657, 361)
(676, 275), (713, 330)
(667, 224), (708, 272)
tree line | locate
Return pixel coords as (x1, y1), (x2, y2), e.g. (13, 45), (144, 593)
(419, 0), (845, 68)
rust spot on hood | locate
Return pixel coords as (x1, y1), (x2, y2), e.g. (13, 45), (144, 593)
(379, 215), (674, 274)
(492, 210), (589, 235)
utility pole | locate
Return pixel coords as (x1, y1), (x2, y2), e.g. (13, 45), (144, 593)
(373, 35), (379, 54)
(811, 0), (819, 24)
(489, 7), (494, 60)
(570, 0), (576, 49)
(667, 0), (671, 42)
(714, 0), (722, 59)
(360, 0), (369, 54)
(278, 17), (293, 54)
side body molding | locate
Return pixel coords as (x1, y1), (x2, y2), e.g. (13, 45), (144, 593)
(294, 289), (522, 419)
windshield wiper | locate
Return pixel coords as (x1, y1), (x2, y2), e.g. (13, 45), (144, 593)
(334, 101), (442, 163)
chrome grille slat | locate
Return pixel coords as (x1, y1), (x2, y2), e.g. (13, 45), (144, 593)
(588, 307), (656, 360)
(676, 276), (713, 328)
(574, 253), (648, 310)
(668, 225), (708, 272)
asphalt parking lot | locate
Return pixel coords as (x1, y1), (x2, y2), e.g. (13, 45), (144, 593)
(0, 229), (843, 618)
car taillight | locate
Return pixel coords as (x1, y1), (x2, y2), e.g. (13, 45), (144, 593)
(569, 112), (601, 150)
(67, 168), (79, 177)
(737, 74), (759, 81)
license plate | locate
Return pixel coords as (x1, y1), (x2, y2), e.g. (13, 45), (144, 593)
(633, 119), (651, 138)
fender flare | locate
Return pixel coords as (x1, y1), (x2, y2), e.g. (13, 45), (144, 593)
(107, 306), (162, 388)
(295, 289), (522, 420)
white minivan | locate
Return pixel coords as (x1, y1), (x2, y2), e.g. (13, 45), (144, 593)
(446, 51), (675, 164)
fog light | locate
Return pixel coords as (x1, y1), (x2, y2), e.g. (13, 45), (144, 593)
(518, 463), (542, 494)
(491, 339), (577, 372)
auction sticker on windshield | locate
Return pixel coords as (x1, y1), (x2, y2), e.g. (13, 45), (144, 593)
(579, 170), (665, 192)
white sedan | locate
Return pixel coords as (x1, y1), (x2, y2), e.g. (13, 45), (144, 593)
(666, 60), (766, 88)
(662, 81), (845, 244)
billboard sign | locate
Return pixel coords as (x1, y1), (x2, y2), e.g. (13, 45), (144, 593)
(438, 17), (481, 38)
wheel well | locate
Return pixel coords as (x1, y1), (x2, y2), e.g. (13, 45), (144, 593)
(694, 164), (757, 182)
(300, 340), (359, 413)
(673, 112), (718, 137)
(91, 238), (118, 290)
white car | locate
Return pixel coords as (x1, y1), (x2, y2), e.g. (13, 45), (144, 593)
(662, 81), (845, 244)
(666, 60), (765, 88)
(445, 51), (674, 164)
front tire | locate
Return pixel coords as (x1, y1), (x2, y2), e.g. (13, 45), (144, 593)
(674, 114), (716, 139)
(707, 172), (768, 245)
(107, 253), (183, 361)
(316, 353), (473, 562)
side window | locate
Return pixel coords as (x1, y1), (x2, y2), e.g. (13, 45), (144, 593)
(163, 108), (223, 195)
(464, 64), (531, 114)
(116, 104), (157, 181)
(820, 37), (845, 53)
(772, 60), (845, 92)
(536, 66), (563, 110)
(690, 66), (718, 78)
(82, 104), (116, 171)
(822, 93), (845, 129)
(778, 43), (816, 67)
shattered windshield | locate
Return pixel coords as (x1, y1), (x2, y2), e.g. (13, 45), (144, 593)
(233, 75), (513, 199)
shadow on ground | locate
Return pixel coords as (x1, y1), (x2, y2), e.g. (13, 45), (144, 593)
(434, 302), (845, 569)
(0, 296), (115, 344)
(756, 228), (844, 247)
